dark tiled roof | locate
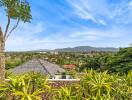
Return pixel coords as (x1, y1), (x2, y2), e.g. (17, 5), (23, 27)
(12, 59), (65, 77)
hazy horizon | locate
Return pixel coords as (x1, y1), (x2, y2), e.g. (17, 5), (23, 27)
(6, 45), (127, 52)
(0, 0), (132, 51)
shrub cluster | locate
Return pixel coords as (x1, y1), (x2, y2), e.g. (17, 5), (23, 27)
(0, 70), (132, 100)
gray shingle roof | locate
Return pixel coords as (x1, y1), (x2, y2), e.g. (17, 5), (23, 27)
(12, 59), (65, 77)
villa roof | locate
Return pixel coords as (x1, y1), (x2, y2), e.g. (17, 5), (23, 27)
(63, 64), (76, 70)
(12, 59), (65, 77)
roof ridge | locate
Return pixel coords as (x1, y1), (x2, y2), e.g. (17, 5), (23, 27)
(37, 59), (52, 76)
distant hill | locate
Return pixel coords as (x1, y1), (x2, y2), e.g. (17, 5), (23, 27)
(8, 46), (118, 53)
(53, 46), (118, 52)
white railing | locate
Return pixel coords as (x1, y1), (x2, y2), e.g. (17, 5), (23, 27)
(5, 79), (80, 82)
(48, 79), (80, 81)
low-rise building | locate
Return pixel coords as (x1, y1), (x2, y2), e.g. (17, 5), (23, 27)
(63, 64), (76, 70)
(12, 59), (71, 79)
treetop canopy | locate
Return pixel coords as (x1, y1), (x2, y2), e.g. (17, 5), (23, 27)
(0, 0), (32, 22)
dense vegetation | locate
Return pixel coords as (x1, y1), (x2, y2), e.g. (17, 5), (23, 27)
(2, 47), (132, 99)
(6, 47), (132, 74)
(108, 47), (132, 74)
(0, 70), (132, 100)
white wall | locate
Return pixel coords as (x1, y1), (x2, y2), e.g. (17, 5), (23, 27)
(53, 75), (72, 79)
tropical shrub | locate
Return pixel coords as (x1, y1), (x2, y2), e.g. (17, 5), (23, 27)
(54, 86), (77, 100)
(0, 70), (132, 100)
(54, 70), (132, 100)
(0, 72), (51, 100)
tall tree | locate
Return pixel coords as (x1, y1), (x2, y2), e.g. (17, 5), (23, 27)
(108, 47), (132, 74)
(0, 0), (32, 79)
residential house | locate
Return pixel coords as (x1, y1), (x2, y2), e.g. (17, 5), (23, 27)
(63, 64), (76, 70)
(12, 59), (71, 79)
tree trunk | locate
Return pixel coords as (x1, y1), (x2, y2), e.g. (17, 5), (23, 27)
(0, 28), (5, 80)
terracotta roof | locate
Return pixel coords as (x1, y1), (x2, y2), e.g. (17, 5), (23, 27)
(63, 64), (76, 70)
(12, 59), (65, 77)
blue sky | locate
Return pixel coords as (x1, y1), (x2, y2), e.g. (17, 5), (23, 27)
(0, 0), (132, 51)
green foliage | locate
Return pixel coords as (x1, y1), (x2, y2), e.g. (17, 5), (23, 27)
(0, 0), (32, 22)
(54, 86), (77, 100)
(0, 70), (132, 100)
(108, 47), (132, 74)
(81, 57), (101, 70)
(6, 59), (23, 69)
(80, 47), (132, 74)
(54, 70), (132, 100)
(126, 71), (132, 86)
(0, 72), (51, 100)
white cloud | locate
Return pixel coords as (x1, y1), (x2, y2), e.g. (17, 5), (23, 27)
(66, 0), (109, 25)
(6, 21), (45, 51)
(69, 2), (97, 23)
(128, 0), (132, 7)
(12, 22), (45, 36)
(70, 26), (124, 39)
(66, 0), (132, 25)
(110, 0), (132, 24)
(6, 25), (126, 51)
(98, 19), (107, 26)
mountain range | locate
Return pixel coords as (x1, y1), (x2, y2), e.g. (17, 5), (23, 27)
(35, 46), (119, 52)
